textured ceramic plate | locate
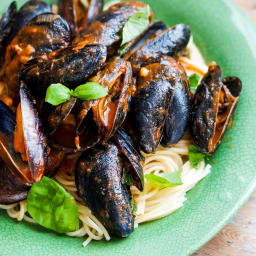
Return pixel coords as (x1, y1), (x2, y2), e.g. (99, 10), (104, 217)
(1, 0), (256, 255)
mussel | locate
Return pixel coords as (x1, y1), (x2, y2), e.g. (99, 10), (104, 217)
(0, 0), (51, 59)
(0, 1), (17, 59)
(75, 142), (134, 237)
(0, 99), (32, 185)
(21, 44), (107, 97)
(76, 1), (152, 55)
(47, 59), (134, 153)
(4, 13), (72, 102)
(58, 0), (87, 36)
(0, 82), (47, 185)
(124, 20), (168, 60)
(19, 83), (48, 182)
(161, 57), (190, 146)
(44, 149), (66, 177)
(0, 159), (29, 204)
(10, 0), (51, 41)
(47, 97), (77, 135)
(129, 62), (176, 153)
(114, 127), (144, 191)
(128, 24), (191, 72)
(84, 0), (104, 26)
(191, 62), (242, 154)
(91, 59), (134, 141)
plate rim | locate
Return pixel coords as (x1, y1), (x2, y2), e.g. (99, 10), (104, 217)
(0, 0), (256, 255)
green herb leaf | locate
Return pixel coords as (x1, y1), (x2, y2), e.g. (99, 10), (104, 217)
(45, 83), (71, 106)
(145, 169), (183, 188)
(121, 5), (150, 46)
(27, 176), (79, 233)
(73, 82), (108, 100)
(188, 144), (207, 169)
(123, 169), (133, 185)
(183, 48), (190, 57)
(131, 198), (137, 216)
(103, 0), (120, 10)
(118, 45), (129, 57)
(189, 73), (201, 93)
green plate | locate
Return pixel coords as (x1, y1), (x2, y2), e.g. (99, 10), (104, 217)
(1, 0), (256, 255)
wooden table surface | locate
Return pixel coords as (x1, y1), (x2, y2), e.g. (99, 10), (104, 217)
(194, 1), (256, 255)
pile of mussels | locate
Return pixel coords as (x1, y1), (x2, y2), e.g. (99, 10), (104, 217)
(0, 0), (242, 237)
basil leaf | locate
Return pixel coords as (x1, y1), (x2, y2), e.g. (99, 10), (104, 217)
(27, 176), (79, 234)
(118, 45), (129, 57)
(123, 169), (133, 185)
(45, 83), (71, 106)
(189, 73), (201, 93)
(188, 144), (207, 169)
(73, 82), (108, 100)
(103, 0), (120, 10)
(183, 48), (190, 57)
(121, 5), (150, 46)
(131, 198), (137, 216)
(145, 169), (183, 188)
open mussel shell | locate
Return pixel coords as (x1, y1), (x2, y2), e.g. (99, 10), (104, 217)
(77, 1), (151, 55)
(75, 142), (134, 237)
(44, 149), (66, 177)
(4, 13), (72, 103)
(129, 63), (176, 153)
(46, 97), (77, 135)
(114, 127), (144, 191)
(76, 100), (98, 136)
(0, 1), (17, 59)
(124, 20), (168, 60)
(21, 43), (107, 97)
(0, 100), (32, 185)
(49, 106), (101, 153)
(0, 0), (51, 58)
(58, 0), (88, 36)
(92, 59), (134, 142)
(0, 159), (29, 204)
(20, 82), (48, 182)
(84, 0), (104, 26)
(10, 0), (51, 41)
(128, 24), (191, 72)
(161, 58), (190, 146)
(191, 62), (242, 154)
(48, 59), (133, 152)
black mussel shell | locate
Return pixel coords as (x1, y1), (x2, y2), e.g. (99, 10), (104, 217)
(114, 127), (144, 191)
(0, 1), (17, 59)
(85, 0), (104, 26)
(46, 97), (77, 135)
(0, 159), (29, 204)
(44, 149), (66, 177)
(77, 1), (150, 55)
(161, 58), (190, 146)
(4, 13), (72, 103)
(19, 82), (48, 182)
(124, 20), (168, 60)
(0, 100), (32, 185)
(75, 142), (134, 237)
(129, 63), (176, 153)
(0, 0), (51, 58)
(10, 0), (51, 40)
(128, 24), (191, 72)
(191, 62), (242, 154)
(92, 60), (134, 142)
(21, 44), (107, 97)
(58, 0), (87, 36)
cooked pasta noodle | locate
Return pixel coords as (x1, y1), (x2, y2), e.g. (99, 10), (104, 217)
(0, 39), (211, 246)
